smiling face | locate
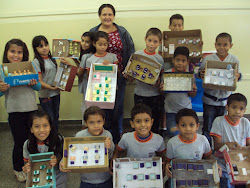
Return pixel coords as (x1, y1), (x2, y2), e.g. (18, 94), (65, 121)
(85, 114), (105, 136)
(99, 7), (115, 27)
(130, 113), (154, 137)
(169, 19), (184, 31)
(145, 35), (161, 54)
(7, 44), (23, 63)
(226, 101), (246, 123)
(172, 54), (188, 72)
(94, 37), (108, 55)
(30, 117), (51, 143)
(81, 36), (92, 51)
(177, 116), (199, 141)
(36, 40), (50, 57)
(215, 37), (232, 59)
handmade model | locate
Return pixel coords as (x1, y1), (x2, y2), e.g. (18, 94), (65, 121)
(124, 54), (162, 85)
(63, 136), (109, 173)
(85, 63), (118, 109)
(113, 157), (163, 188)
(163, 72), (194, 92)
(52, 39), (81, 59)
(171, 159), (220, 188)
(26, 152), (56, 188)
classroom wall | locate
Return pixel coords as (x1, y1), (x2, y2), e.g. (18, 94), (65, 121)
(0, 0), (250, 122)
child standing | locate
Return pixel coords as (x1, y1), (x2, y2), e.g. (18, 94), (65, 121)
(198, 33), (242, 145)
(32, 35), (61, 131)
(210, 93), (250, 188)
(163, 46), (197, 138)
(132, 28), (164, 134)
(22, 110), (68, 188)
(0, 39), (41, 182)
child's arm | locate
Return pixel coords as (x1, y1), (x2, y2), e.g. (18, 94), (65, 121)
(0, 81), (9, 96)
(50, 155), (57, 167)
(28, 79), (41, 91)
(37, 73), (59, 91)
(188, 83), (197, 97)
(22, 160), (31, 173)
(165, 161), (172, 178)
(212, 136), (241, 151)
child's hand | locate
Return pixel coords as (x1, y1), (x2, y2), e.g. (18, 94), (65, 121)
(165, 163), (172, 178)
(122, 72), (134, 83)
(60, 58), (71, 65)
(49, 155), (57, 167)
(28, 79), (38, 86)
(218, 164), (222, 177)
(102, 60), (111, 65)
(0, 81), (9, 92)
(236, 70), (240, 82)
(22, 161), (31, 173)
(105, 137), (111, 149)
(199, 69), (205, 79)
(226, 141), (241, 150)
(188, 84), (197, 96)
(153, 77), (161, 88)
(159, 82), (164, 91)
(51, 86), (61, 91)
(59, 161), (71, 173)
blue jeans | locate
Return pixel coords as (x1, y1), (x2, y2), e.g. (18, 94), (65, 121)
(80, 178), (112, 188)
(220, 171), (235, 188)
(166, 113), (179, 138)
(202, 103), (226, 145)
(39, 94), (60, 131)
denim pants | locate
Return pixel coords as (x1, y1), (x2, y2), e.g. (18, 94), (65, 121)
(166, 113), (180, 138)
(80, 178), (112, 188)
(39, 94), (60, 131)
(202, 103), (226, 145)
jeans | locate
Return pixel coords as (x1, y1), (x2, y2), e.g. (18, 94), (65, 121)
(80, 178), (112, 188)
(202, 103), (226, 145)
(39, 94), (60, 131)
(220, 171), (235, 188)
(166, 113), (179, 138)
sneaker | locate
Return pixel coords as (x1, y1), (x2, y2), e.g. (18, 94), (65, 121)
(14, 170), (26, 182)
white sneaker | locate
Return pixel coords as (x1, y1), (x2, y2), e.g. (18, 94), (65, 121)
(14, 170), (27, 182)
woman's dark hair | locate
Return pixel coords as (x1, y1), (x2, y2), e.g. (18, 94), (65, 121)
(93, 31), (109, 43)
(98, 4), (115, 16)
(3, 39), (29, 63)
(79, 32), (96, 61)
(32, 35), (57, 73)
(27, 110), (63, 158)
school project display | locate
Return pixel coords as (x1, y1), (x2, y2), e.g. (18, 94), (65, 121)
(222, 146), (250, 185)
(171, 159), (220, 188)
(26, 152), (56, 188)
(63, 136), (109, 173)
(113, 157), (163, 188)
(162, 30), (202, 61)
(203, 61), (237, 91)
(0, 61), (39, 86)
(52, 39), (81, 59)
(53, 61), (78, 92)
(85, 63), (118, 109)
(163, 72), (194, 92)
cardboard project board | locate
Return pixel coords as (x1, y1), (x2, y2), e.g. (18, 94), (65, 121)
(52, 39), (81, 59)
(203, 61), (237, 91)
(163, 72), (194, 92)
(162, 30), (202, 62)
(26, 152), (56, 188)
(53, 61), (78, 92)
(223, 147), (250, 185)
(124, 54), (162, 85)
(0, 61), (39, 86)
(63, 136), (109, 173)
(85, 63), (118, 109)
(171, 159), (220, 188)
(113, 157), (163, 188)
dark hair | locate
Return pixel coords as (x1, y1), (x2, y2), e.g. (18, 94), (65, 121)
(79, 32), (96, 61)
(3, 39), (29, 63)
(176, 108), (199, 124)
(227, 93), (247, 106)
(145, 28), (162, 41)
(93, 31), (109, 43)
(32, 35), (57, 74)
(84, 106), (106, 122)
(169, 14), (184, 25)
(27, 110), (63, 158)
(131, 103), (153, 121)
(216, 32), (232, 43)
(98, 4), (115, 16)
(174, 46), (189, 60)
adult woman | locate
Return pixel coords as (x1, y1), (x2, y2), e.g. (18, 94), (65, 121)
(90, 4), (135, 143)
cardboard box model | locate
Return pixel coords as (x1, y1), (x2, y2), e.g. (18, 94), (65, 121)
(113, 157), (163, 188)
(63, 136), (109, 173)
(163, 72), (194, 92)
(203, 61), (237, 91)
(85, 63), (118, 109)
(53, 61), (78, 92)
(162, 30), (202, 62)
(124, 54), (162, 85)
(26, 152), (56, 188)
(171, 159), (220, 188)
(52, 39), (81, 59)
(0, 61), (39, 86)
(223, 146), (250, 185)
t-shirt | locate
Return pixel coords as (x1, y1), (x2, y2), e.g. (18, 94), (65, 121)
(85, 52), (118, 69)
(117, 131), (166, 158)
(166, 134), (211, 161)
